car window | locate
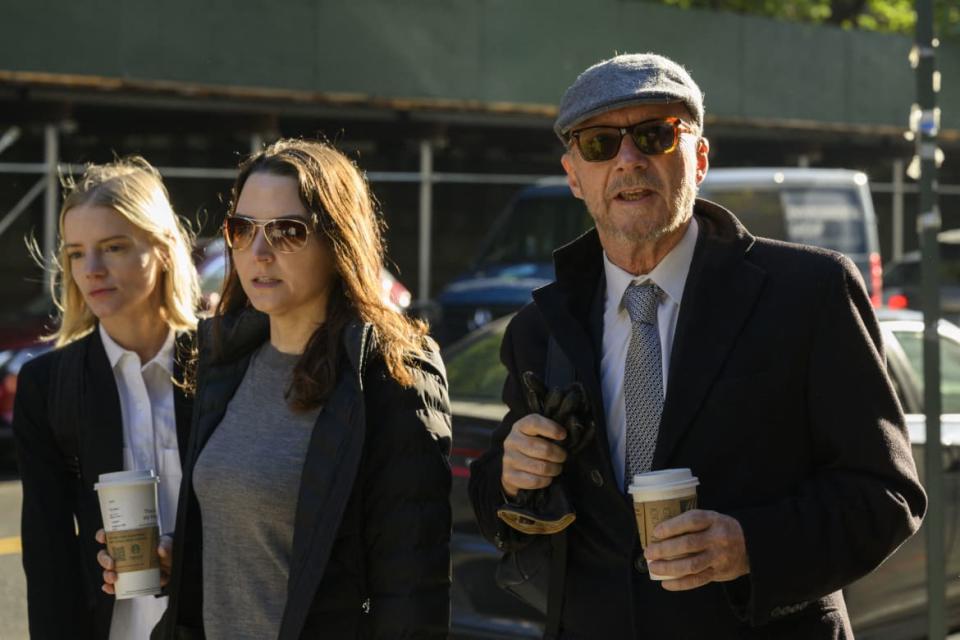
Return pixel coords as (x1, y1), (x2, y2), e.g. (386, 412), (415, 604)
(700, 187), (866, 255)
(478, 195), (593, 266)
(892, 329), (960, 413)
(884, 256), (960, 287)
(886, 360), (914, 412)
(944, 259), (960, 285)
(445, 327), (508, 402)
(699, 189), (787, 240)
(882, 260), (916, 287)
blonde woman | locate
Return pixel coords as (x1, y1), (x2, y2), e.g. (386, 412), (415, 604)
(101, 139), (451, 639)
(13, 157), (200, 640)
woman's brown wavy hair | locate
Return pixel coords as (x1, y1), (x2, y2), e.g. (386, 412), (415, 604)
(216, 139), (427, 411)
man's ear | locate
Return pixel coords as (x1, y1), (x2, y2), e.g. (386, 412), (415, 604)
(695, 137), (710, 186)
(561, 152), (584, 200)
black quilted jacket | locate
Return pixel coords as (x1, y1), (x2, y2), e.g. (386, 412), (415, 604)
(155, 310), (452, 640)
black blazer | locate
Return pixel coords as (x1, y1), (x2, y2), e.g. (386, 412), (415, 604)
(157, 311), (452, 640)
(469, 200), (927, 639)
(13, 328), (194, 640)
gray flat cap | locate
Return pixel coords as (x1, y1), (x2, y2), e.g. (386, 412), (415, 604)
(554, 52), (704, 140)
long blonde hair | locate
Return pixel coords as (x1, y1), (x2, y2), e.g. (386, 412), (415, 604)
(48, 157), (200, 346)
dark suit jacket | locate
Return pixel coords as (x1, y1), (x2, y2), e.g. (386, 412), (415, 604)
(13, 328), (194, 640)
(469, 200), (927, 639)
(156, 310), (452, 640)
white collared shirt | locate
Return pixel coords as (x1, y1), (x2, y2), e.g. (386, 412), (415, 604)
(99, 324), (182, 640)
(600, 217), (699, 490)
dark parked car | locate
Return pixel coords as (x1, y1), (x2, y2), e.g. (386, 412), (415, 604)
(434, 168), (882, 346)
(447, 309), (960, 639)
(883, 229), (960, 324)
(0, 295), (56, 456)
(431, 182), (591, 346)
(0, 294), (57, 352)
(0, 342), (52, 464)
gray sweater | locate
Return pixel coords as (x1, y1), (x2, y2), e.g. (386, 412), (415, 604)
(192, 342), (320, 640)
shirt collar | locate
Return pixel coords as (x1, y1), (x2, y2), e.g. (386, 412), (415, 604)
(99, 323), (176, 376)
(603, 215), (699, 311)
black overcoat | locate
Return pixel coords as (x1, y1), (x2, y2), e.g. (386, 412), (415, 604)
(469, 200), (926, 639)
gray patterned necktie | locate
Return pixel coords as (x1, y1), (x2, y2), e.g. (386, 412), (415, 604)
(623, 282), (664, 489)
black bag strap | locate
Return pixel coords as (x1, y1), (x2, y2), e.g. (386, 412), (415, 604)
(543, 334), (572, 640)
(48, 342), (84, 480)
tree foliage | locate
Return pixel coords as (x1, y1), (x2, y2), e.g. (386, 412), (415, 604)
(649, 0), (960, 39)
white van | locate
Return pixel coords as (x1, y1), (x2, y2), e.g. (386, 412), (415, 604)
(698, 168), (882, 305)
(433, 167), (882, 344)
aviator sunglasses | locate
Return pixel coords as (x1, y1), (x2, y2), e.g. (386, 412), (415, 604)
(223, 214), (318, 254)
(569, 116), (696, 162)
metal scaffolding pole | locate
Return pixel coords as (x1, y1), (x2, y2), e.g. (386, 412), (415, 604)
(43, 125), (59, 276)
(913, 0), (946, 637)
(0, 126), (20, 156)
(417, 140), (434, 303)
(0, 162), (556, 186)
(892, 159), (904, 262)
(0, 177), (46, 239)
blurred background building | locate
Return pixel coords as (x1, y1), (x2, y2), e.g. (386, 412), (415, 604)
(1, 0), (959, 314)
(2, 4), (960, 637)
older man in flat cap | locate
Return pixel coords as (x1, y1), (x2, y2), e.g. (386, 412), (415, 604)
(469, 52), (926, 639)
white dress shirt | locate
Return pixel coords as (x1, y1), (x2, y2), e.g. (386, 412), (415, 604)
(600, 217), (699, 491)
(99, 324), (182, 640)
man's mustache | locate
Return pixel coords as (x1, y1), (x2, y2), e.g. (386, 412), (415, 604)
(605, 176), (663, 198)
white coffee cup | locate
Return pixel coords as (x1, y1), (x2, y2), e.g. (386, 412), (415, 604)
(94, 469), (162, 599)
(628, 468), (700, 581)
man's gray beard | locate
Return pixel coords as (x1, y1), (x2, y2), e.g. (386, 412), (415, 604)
(593, 175), (698, 244)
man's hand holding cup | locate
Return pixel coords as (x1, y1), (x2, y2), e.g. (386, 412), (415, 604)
(643, 509), (750, 591)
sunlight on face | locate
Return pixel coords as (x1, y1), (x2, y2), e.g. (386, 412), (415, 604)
(62, 204), (164, 324)
(561, 103), (705, 246)
(231, 172), (336, 325)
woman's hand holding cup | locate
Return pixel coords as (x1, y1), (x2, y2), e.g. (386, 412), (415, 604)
(95, 528), (174, 594)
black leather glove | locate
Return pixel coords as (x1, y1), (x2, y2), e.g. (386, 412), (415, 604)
(497, 371), (596, 534)
(520, 371), (595, 456)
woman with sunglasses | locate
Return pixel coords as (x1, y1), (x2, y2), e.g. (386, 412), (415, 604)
(14, 157), (200, 640)
(107, 139), (452, 639)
